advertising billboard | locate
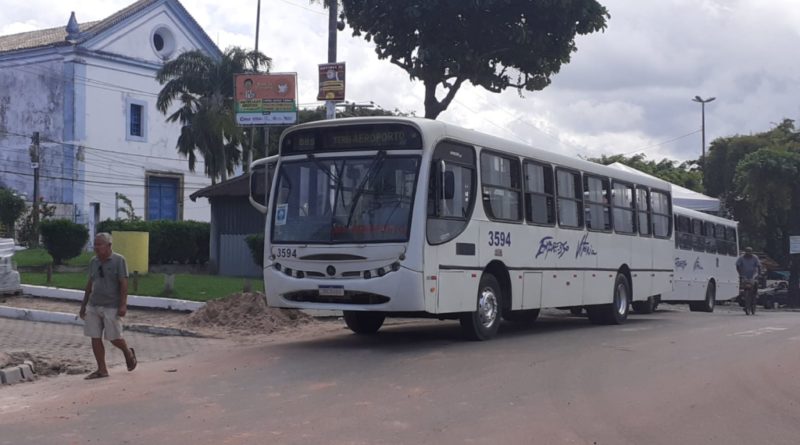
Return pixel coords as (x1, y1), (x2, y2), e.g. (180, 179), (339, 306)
(234, 73), (297, 125)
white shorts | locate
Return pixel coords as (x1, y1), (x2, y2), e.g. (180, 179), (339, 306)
(83, 304), (124, 340)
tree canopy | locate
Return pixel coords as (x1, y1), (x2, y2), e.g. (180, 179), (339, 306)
(156, 47), (271, 184)
(705, 120), (800, 262)
(339, 0), (609, 119)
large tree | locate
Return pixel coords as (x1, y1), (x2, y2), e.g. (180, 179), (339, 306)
(705, 120), (800, 304)
(338, 0), (609, 119)
(156, 47), (271, 184)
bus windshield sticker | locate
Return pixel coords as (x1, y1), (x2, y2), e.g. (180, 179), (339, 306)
(535, 236), (569, 259)
(575, 234), (597, 258)
(276, 204), (288, 226)
(675, 257), (687, 270)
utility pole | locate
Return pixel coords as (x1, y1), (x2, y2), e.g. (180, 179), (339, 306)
(692, 96), (716, 162)
(248, 0), (262, 170)
(29, 132), (40, 247)
(325, 0), (338, 120)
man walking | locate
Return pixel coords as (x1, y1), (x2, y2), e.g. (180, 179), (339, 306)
(736, 247), (762, 315)
(79, 232), (136, 379)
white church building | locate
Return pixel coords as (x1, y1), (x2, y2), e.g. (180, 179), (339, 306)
(0, 0), (220, 228)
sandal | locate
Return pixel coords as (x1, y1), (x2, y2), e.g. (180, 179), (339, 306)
(85, 371), (109, 380)
(126, 347), (137, 372)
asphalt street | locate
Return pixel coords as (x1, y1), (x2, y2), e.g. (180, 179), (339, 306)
(1, 304), (799, 445)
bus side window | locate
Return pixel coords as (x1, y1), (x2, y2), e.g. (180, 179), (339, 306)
(637, 187), (651, 236)
(523, 161), (555, 225)
(650, 190), (671, 238)
(612, 181), (635, 234)
(480, 152), (522, 222)
(556, 169), (583, 228)
(584, 175), (611, 231)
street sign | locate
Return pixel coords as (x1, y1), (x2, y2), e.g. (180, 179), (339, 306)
(317, 62), (346, 102)
(790, 236), (800, 255)
(234, 73), (298, 125)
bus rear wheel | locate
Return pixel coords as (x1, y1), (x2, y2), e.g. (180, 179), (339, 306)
(461, 274), (502, 341)
(587, 273), (630, 325)
(689, 281), (715, 313)
(343, 311), (385, 335)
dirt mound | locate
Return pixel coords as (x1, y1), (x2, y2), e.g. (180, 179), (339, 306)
(184, 292), (315, 334)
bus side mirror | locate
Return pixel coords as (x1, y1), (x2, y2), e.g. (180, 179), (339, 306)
(249, 155), (277, 214)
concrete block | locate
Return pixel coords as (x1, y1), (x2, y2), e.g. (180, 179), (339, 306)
(23, 360), (35, 375)
(19, 362), (36, 381)
(0, 366), (24, 385)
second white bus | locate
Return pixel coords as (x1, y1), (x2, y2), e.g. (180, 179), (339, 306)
(664, 206), (739, 311)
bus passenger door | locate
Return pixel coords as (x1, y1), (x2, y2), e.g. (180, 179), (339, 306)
(426, 141), (480, 314)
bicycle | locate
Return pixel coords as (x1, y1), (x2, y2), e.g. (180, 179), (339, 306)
(740, 278), (757, 315)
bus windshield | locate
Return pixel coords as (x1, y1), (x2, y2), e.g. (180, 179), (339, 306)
(272, 155), (420, 243)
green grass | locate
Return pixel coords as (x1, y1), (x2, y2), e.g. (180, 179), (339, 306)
(14, 248), (93, 267)
(21, 272), (264, 302)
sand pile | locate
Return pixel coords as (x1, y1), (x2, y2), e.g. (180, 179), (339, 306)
(184, 292), (315, 334)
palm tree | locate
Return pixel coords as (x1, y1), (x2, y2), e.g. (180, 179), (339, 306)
(156, 47), (271, 184)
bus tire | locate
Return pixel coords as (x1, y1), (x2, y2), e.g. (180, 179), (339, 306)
(690, 282), (715, 313)
(632, 296), (656, 314)
(587, 273), (630, 325)
(503, 309), (540, 323)
(460, 274), (502, 341)
(343, 311), (385, 335)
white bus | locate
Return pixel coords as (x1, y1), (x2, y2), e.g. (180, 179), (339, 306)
(666, 206), (739, 311)
(251, 117), (675, 340)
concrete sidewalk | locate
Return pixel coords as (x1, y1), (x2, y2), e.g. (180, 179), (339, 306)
(0, 285), (205, 337)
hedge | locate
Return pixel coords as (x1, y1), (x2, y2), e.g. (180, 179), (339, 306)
(40, 219), (89, 265)
(245, 233), (265, 267)
(97, 219), (210, 265)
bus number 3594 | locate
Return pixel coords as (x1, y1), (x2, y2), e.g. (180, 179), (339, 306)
(488, 231), (511, 247)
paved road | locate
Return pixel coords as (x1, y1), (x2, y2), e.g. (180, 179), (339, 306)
(1, 306), (799, 445)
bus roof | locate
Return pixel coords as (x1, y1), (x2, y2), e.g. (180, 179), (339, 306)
(673, 205), (738, 226)
(283, 117), (673, 191)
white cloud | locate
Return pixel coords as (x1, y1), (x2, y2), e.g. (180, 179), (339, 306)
(2, 0), (799, 163)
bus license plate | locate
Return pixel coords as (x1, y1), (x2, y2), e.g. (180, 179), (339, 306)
(319, 285), (345, 297)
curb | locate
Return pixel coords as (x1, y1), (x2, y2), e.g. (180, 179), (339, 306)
(0, 305), (202, 337)
(21, 284), (204, 311)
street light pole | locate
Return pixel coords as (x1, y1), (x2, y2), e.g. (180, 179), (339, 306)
(692, 95), (716, 161)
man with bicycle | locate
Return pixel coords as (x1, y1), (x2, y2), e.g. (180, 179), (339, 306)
(736, 247), (763, 315)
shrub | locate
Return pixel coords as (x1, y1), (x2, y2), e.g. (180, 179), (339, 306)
(0, 187), (26, 238)
(245, 233), (265, 267)
(96, 219), (210, 264)
(40, 219), (89, 265)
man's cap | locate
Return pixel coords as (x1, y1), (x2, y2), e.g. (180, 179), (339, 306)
(745, 247), (753, 253)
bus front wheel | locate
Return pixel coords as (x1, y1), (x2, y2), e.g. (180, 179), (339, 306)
(587, 273), (630, 325)
(461, 274), (502, 341)
(343, 311), (385, 335)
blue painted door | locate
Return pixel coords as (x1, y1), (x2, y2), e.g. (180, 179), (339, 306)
(147, 176), (179, 220)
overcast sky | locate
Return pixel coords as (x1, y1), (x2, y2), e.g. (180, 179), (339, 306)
(2, 0), (799, 162)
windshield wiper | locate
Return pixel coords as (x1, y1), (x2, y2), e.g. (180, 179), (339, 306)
(345, 150), (387, 227)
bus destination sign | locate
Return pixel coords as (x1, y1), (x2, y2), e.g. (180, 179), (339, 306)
(282, 124), (422, 155)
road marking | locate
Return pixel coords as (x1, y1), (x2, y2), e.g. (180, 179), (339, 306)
(730, 327), (788, 337)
